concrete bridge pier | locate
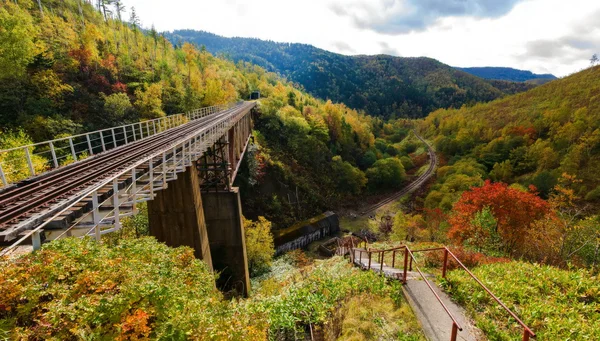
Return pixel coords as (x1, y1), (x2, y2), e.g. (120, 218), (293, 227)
(147, 161), (213, 269)
(148, 109), (255, 297)
(202, 188), (250, 296)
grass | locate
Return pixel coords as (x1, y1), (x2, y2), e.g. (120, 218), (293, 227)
(443, 261), (600, 340)
(337, 293), (426, 341)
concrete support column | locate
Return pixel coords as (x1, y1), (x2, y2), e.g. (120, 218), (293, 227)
(202, 187), (251, 296)
(148, 161), (213, 270)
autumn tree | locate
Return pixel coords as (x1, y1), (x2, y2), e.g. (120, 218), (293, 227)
(331, 155), (367, 195)
(243, 216), (275, 276)
(448, 180), (551, 256)
(366, 157), (406, 190)
(134, 83), (165, 119)
(0, 4), (41, 79)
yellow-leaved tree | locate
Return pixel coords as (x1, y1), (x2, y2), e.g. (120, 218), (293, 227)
(243, 216), (275, 276)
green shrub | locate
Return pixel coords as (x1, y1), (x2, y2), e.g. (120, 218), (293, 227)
(443, 261), (600, 340)
(0, 237), (267, 340)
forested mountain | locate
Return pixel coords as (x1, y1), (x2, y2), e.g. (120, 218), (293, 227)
(165, 30), (531, 119)
(456, 66), (557, 83)
(420, 65), (600, 210)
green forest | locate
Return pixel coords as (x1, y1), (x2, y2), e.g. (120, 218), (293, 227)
(167, 30), (535, 119)
(1, 1), (599, 340)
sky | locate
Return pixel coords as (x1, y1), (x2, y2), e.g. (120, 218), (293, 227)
(123, 0), (600, 77)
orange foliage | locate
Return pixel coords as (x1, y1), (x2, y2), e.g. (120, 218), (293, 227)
(448, 180), (551, 255)
(117, 309), (152, 341)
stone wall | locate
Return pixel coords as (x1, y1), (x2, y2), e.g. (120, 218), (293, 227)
(274, 211), (339, 255)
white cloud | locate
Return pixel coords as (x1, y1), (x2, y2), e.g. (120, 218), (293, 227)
(122, 0), (600, 77)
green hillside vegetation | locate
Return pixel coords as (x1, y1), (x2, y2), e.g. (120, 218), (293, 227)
(0, 1), (419, 227)
(0, 236), (424, 340)
(166, 30), (531, 119)
(444, 262), (600, 340)
(421, 66), (600, 204)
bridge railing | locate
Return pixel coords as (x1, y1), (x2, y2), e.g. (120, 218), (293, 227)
(0, 104), (230, 188)
(411, 247), (536, 341)
(0, 102), (255, 257)
(350, 244), (536, 341)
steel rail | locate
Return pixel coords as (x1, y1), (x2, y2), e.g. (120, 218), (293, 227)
(361, 130), (437, 215)
(0, 106), (233, 217)
(0, 105), (226, 187)
(0, 106), (234, 206)
(0, 102), (255, 254)
(0, 104), (250, 228)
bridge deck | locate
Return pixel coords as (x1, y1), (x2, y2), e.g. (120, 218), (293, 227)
(0, 102), (255, 247)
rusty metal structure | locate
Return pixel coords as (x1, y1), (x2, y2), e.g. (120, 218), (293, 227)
(349, 241), (536, 341)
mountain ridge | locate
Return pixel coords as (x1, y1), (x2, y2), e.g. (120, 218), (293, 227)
(455, 66), (557, 83)
(165, 30), (537, 119)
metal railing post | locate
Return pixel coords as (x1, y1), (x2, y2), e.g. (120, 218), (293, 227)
(111, 128), (117, 148)
(32, 230), (42, 251)
(368, 251), (372, 270)
(86, 134), (94, 155)
(380, 251), (384, 273)
(92, 191), (101, 241)
(522, 329), (531, 341)
(24, 147), (35, 176)
(442, 248), (449, 279)
(49, 142), (58, 168)
(69, 137), (77, 162)
(113, 178), (121, 231)
(123, 126), (128, 144)
(100, 131), (106, 152)
(403, 248), (409, 284)
(451, 323), (458, 341)
(0, 164), (7, 186)
(392, 250), (396, 268)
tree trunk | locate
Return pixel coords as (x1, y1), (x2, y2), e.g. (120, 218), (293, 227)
(37, 0), (44, 17)
(78, 0), (85, 27)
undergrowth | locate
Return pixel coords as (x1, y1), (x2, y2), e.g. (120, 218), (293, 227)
(443, 261), (600, 340)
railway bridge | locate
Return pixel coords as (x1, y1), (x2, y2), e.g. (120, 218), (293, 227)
(0, 102), (257, 295)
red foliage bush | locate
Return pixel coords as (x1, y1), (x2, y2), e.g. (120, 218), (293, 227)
(448, 180), (551, 255)
(112, 81), (128, 93)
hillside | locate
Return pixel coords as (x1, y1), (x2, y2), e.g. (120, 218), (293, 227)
(165, 30), (530, 119)
(421, 65), (600, 208)
(0, 1), (424, 229)
(456, 66), (557, 83)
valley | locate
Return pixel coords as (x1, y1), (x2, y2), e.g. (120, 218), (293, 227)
(0, 1), (599, 340)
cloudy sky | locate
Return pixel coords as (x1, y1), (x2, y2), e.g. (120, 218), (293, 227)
(124, 0), (600, 77)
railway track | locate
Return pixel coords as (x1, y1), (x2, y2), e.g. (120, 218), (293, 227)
(0, 102), (253, 232)
(361, 131), (437, 215)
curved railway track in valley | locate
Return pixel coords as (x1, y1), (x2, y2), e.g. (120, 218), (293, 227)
(361, 130), (437, 215)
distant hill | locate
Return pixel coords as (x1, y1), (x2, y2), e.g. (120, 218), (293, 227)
(456, 67), (557, 83)
(165, 30), (532, 119)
